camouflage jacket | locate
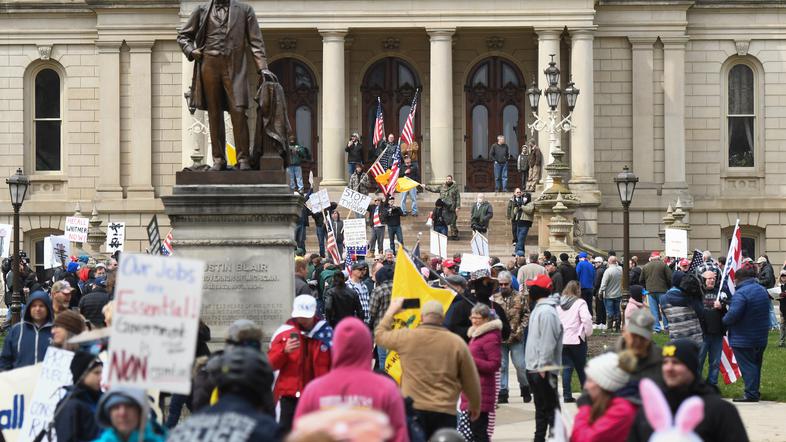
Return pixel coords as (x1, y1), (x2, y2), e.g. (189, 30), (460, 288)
(493, 290), (529, 344)
(425, 183), (461, 210)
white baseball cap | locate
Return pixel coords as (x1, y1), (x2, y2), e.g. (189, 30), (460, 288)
(291, 295), (317, 319)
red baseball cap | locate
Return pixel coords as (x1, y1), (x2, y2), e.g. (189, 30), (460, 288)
(525, 273), (553, 291)
(442, 259), (456, 269)
(650, 251), (661, 258)
(679, 259), (690, 267)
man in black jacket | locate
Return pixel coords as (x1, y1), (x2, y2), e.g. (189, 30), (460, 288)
(698, 270), (726, 386)
(558, 253), (578, 286)
(324, 271), (364, 328)
(382, 196), (404, 253)
(400, 156), (420, 216)
(78, 276), (110, 328)
(345, 132), (364, 178)
(54, 351), (103, 442)
(444, 272), (511, 343)
(489, 135), (511, 192)
(627, 339), (749, 442)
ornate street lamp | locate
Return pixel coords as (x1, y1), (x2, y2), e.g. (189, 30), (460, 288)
(6, 168), (30, 325)
(564, 81), (580, 112)
(526, 82), (541, 111)
(614, 165), (638, 326)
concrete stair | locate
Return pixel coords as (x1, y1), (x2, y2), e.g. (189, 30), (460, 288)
(305, 192), (540, 259)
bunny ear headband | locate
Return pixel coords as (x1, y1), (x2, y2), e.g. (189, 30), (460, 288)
(639, 378), (705, 434)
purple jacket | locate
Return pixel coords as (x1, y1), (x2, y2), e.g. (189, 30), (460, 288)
(460, 319), (502, 413)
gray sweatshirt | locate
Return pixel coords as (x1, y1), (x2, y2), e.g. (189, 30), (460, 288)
(600, 264), (623, 299)
(525, 296), (564, 372)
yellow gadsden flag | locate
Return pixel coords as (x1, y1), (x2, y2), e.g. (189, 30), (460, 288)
(374, 171), (421, 193)
(385, 245), (455, 383)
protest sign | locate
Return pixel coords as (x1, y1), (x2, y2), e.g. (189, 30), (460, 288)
(458, 253), (491, 274)
(43, 236), (70, 269)
(147, 215), (161, 255)
(106, 222), (126, 254)
(64, 216), (89, 243)
(338, 187), (373, 215)
(471, 232), (489, 257)
(306, 193), (321, 213)
(108, 253), (205, 394)
(0, 224), (11, 258)
(665, 228), (688, 258)
(0, 364), (42, 442)
(318, 189), (330, 210)
(429, 230), (448, 258)
(343, 218), (367, 247)
(21, 348), (74, 442)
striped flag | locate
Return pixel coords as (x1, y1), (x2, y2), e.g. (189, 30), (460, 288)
(161, 230), (174, 256)
(718, 220), (743, 384)
(369, 146), (390, 178)
(687, 249), (704, 275)
(400, 93), (418, 145)
(383, 143), (401, 196)
(373, 97), (385, 147)
(325, 217), (342, 265)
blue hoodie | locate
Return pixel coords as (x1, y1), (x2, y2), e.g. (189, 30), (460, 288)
(576, 259), (595, 290)
(0, 291), (54, 370)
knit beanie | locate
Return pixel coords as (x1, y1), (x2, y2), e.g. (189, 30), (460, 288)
(662, 339), (700, 377)
(585, 351), (636, 392)
(53, 310), (86, 336)
(70, 350), (101, 384)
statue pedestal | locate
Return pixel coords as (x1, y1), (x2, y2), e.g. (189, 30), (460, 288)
(162, 183), (300, 343)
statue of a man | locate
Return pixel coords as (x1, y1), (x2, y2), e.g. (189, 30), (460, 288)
(526, 142), (543, 192)
(177, 0), (276, 171)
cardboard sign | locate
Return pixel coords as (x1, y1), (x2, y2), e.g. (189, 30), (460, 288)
(108, 254), (205, 394)
(147, 215), (161, 255)
(429, 230), (448, 258)
(665, 228), (688, 258)
(0, 224), (11, 258)
(21, 348), (74, 442)
(458, 253), (491, 274)
(343, 218), (367, 247)
(471, 232), (489, 257)
(106, 222), (126, 254)
(308, 189), (332, 213)
(43, 236), (70, 270)
(64, 216), (89, 243)
(0, 364), (42, 441)
(338, 187), (373, 215)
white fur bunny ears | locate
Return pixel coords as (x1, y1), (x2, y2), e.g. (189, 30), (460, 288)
(639, 378), (705, 442)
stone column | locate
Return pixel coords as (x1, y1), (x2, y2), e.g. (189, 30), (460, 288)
(569, 30), (595, 186)
(319, 30), (347, 187)
(536, 28), (561, 163)
(96, 41), (123, 199)
(630, 37), (656, 183)
(428, 28), (455, 184)
(127, 41), (155, 198)
(663, 37), (687, 189)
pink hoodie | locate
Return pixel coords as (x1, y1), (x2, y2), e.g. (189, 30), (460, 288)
(624, 297), (645, 329)
(558, 296), (593, 345)
(294, 317), (409, 442)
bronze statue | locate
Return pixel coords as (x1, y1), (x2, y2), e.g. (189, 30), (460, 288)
(178, 0), (277, 171)
(526, 142), (543, 192)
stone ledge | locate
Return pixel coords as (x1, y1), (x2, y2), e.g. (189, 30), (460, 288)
(175, 170), (287, 186)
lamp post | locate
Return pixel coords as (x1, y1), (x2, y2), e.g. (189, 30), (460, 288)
(6, 168), (30, 325)
(614, 165), (638, 326)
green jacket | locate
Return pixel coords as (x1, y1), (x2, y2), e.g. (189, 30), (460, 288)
(506, 197), (534, 223)
(425, 183), (460, 210)
(289, 144), (311, 166)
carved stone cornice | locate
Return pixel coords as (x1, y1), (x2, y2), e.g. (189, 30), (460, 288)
(382, 37), (400, 50)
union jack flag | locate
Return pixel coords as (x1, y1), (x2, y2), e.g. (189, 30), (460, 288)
(160, 230), (174, 256)
(400, 93), (418, 145)
(372, 97), (385, 147)
(325, 219), (342, 265)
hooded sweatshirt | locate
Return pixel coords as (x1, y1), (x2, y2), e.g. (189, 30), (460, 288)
(294, 317), (408, 442)
(525, 296), (563, 372)
(558, 295), (593, 345)
(95, 387), (166, 442)
(0, 290), (53, 370)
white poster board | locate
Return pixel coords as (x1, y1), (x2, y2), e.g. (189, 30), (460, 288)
(471, 232), (489, 257)
(665, 228), (688, 258)
(343, 218), (367, 247)
(43, 236), (71, 270)
(108, 254), (205, 394)
(20, 348), (75, 442)
(64, 216), (89, 243)
(429, 230), (448, 258)
(338, 187), (373, 215)
(106, 222), (126, 254)
(0, 224), (11, 258)
(0, 364), (42, 442)
(459, 253), (491, 274)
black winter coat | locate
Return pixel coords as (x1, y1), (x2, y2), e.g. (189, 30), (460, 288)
(324, 284), (364, 328)
(78, 288), (110, 328)
(559, 262), (578, 285)
(169, 393), (281, 442)
(444, 291), (511, 343)
(54, 385), (102, 442)
(345, 140), (364, 163)
(758, 262), (776, 289)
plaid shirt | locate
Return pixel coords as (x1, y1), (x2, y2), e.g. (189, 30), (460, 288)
(347, 279), (370, 323)
(368, 280), (393, 330)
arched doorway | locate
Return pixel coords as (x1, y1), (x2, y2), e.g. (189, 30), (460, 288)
(465, 57), (526, 191)
(270, 58), (319, 188)
(361, 57), (421, 166)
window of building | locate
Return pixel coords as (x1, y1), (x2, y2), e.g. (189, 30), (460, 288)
(727, 63), (755, 168)
(472, 105), (489, 159)
(33, 68), (62, 171)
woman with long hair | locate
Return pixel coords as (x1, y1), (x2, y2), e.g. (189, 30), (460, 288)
(571, 351), (638, 442)
(558, 280), (593, 402)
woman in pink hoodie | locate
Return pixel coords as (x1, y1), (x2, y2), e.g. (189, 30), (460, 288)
(293, 317), (409, 442)
(624, 285), (646, 328)
(558, 280), (593, 402)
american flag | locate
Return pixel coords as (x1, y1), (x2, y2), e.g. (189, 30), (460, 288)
(369, 146), (390, 178)
(400, 93), (418, 145)
(718, 220), (743, 384)
(383, 143), (401, 196)
(325, 218), (342, 265)
(686, 249), (704, 275)
(160, 230), (174, 256)
(372, 97), (385, 147)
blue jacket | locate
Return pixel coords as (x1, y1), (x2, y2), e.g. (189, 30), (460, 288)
(723, 278), (770, 348)
(576, 259), (595, 290)
(0, 291), (53, 370)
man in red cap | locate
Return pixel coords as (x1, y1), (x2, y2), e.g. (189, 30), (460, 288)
(442, 259), (458, 278)
(524, 274), (563, 442)
(671, 257), (690, 288)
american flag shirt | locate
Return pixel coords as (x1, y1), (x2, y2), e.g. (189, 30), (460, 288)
(347, 278), (370, 323)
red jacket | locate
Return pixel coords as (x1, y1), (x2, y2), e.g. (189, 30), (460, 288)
(294, 317), (409, 442)
(268, 318), (332, 402)
(460, 319), (502, 413)
(571, 397), (636, 442)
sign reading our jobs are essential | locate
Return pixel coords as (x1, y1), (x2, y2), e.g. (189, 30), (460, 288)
(338, 187), (373, 215)
(64, 216), (89, 243)
(108, 254), (205, 394)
